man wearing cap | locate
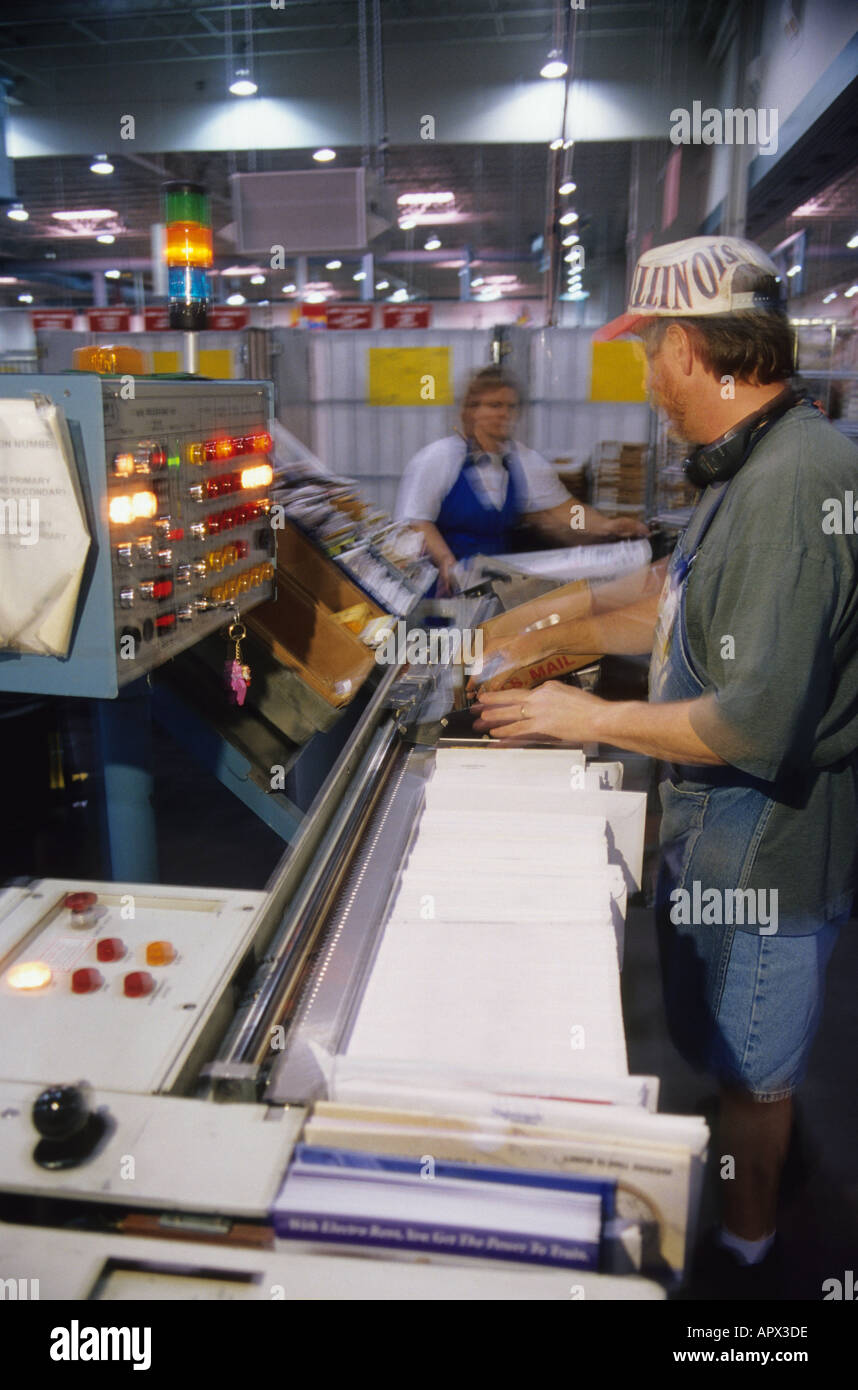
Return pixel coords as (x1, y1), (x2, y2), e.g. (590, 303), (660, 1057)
(473, 235), (858, 1294)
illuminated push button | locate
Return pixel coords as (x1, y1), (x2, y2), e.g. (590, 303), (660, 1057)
(189, 522), (207, 541)
(187, 442), (205, 465)
(113, 452), (135, 478)
(155, 612), (176, 634)
(167, 527), (184, 541)
(145, 940), (176, 966)
(96, 937), (125, 963)
(188, 483), (204, 502)
(64, 891), (97, 914)
(71, 967), (103, 994)
(7, 960), (52, 991)
(151, 446), (167, 470)
(152, 579), (173, 600)
(124, 970), (155, 998)
(136, 535), (153, 560)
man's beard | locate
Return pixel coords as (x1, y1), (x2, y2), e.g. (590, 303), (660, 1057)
(648, 382), (693, 447)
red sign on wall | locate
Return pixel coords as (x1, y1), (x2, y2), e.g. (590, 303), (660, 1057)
(208, 306), (250, 330)
(143, 306), (171, 331)
(87, 308), (131, 332)
(31, 310), (76, 330)
(382, 304), (432, 329)
(326, 304), (374, 330)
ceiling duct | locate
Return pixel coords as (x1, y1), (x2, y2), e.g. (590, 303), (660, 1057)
(229, 168), (394, 253)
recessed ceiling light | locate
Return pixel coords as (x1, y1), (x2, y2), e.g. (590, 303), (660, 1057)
(17, 293), (33, 303)
(845, 285), (858, 298)
(90, 155), (113, 175)
(847, 234), (858, 249)
(281, 283), (296, 293)
(549, 138), (564, 151)
(390, 288), (409, 302)
(250, 274), (266, 284)
(96, 233), (115, 244)
(7, 204), (28, 221)
(304, 291), (327, 303)
(104, 269), (121, 279)
(559, 181), (577, 196)
(226, 293), (246, 305)
(822, 292), (838, 303)
(559, 211), (579, 225)
(52, 209), (117, 222)
(313, 148), (336, 162)
(325, 259), (342, 270)
(471, 277), (484, 287)
(786, 265), (802, 277)
(424, 235), (441, 251)
(353, 271), (366, 281)
(399, 218), (416, 230)
(375, 280), (389, 290)
(540, 49), (568, 79)
(229, 69), (257, 97)
(397, 192), (455, 205)
(563, 234), (580, 246)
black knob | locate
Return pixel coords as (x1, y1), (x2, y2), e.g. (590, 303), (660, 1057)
(32, 1084), (91, 1142)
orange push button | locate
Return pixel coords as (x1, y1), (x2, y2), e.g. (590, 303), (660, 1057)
(145, 940), (176, 966)
(124, 971), (155, 997)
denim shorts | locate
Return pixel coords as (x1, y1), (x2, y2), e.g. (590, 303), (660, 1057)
(656, 896), (846, 1100)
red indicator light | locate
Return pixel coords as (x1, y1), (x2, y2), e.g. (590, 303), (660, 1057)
(152, 580), (173, 600)
(236, 539), (249, 558)
(215, 438), (233, 460)
(151, 446), (167, 469)
(247, 432), (272, 454)
(124, 971), (155, 998)
(96, 938), (125, 963)
(64, 891), (97, 914)
(167, 527), (184, 541)
(155, 612), (176, 632)
(71, 967), (103, 995)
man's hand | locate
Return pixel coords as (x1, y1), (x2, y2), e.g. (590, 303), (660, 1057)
(436, 554), (458, 597)
(472, 681), (605, 742)
(598, 515), (650, 539)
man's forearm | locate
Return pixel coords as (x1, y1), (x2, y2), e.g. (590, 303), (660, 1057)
(591, 696), (727, 763)
(529, 594), (661, 658)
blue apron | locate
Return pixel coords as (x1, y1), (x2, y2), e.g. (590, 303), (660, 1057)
(435, 443), (526, 561)
(651, 471), (786, 1066)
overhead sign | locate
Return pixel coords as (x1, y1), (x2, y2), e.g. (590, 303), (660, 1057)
(326, 305), (373, 329)
(382, 304), (432, 329)
(86, 308), (131, 333)
(208, 306), (250, 330)
(31, 311), (76, 331)
(143, 306), (171, 331)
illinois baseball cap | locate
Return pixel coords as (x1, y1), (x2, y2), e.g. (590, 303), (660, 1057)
(593, 236), (784, 341)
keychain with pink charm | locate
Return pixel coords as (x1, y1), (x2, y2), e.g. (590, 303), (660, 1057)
(224, 619), (252, 706)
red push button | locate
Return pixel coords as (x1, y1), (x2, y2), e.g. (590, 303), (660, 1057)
(72, 967), (103, 994)
(96, 937), (125, 963)
(152, 580), (173, 600)
(155, 612), (176, 632)
(167, 527), (184, 541)
(124, 971), (155, 998)
(64, 891), (97, 914)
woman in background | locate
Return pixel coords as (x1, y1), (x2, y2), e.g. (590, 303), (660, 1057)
(395, 366), (647, 594)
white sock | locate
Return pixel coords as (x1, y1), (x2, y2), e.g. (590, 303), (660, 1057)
(717, 1227), (776, 1266)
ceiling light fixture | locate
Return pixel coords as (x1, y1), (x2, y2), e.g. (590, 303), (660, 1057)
(549, 138), (564, 151)
(353, 271), (366, 281)
(250, 274), (265, 284)
(326, 259), (342, 270)
(375, 280), (389, 290)
(847, 234), (858, 249)
(786, 265), (802, 277)
(17, 293), (33, 303)
(281, 283), (296, 293)
(96, 233), (116, 244)
(226, 293), (246, 305)
(844, 285), (858, 298)
(104, 269), (121, 279)
(399, 218), (416, 230)
(558, 181), (577, 196)
(559, 211), (579, 225)
(397, 192), (455, 205)
(90, 155), (114, 175)
(822, 292), (838, 303)
(313, 148), (336, 162)
(424, 235), (441, 251)
(540, 49), (568, 79)
(7, 204), (28, 222)
(229, 69), (257, 96)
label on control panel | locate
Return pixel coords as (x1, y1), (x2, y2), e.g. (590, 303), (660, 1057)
(0, 397), (91, 656)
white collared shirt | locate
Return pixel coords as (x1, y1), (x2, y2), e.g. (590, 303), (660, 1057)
(394, 435), (569, 523)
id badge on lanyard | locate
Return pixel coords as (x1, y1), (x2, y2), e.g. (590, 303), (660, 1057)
(651, 551), (693, 695)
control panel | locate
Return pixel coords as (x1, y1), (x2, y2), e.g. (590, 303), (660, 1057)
(0, 879), (266, 1094)
(104, 379), (276, 683)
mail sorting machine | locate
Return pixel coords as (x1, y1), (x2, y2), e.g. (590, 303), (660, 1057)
(0, 610), (668, 1300)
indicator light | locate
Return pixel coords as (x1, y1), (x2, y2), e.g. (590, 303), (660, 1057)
(240, 463), (274, 490)
(64, 891), (98, 913)
(187, 442), (205, 465)
(155, 612), (176, 633)
(247, 431), (272, 454)
(113, 452), (135, 477)
(72, 968), (103, 994)
(96, 938), (125, 962)
(152, 580), (173, 600)
(109, 495), (133, 525)
(215, 438), (233, 459)
(164, 180), (210, 330)
(145, 940), (176, 966)
(167, 527), (184, 541)
(132, 491), (158, 519)
(151, 446), (167, 469)
(124, 971), (155, 998)
(236, 539), (249, 559)
(167, 453), (180, 468)
(7, 961), (52, 991)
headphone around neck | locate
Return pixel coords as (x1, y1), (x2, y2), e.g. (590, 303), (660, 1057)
(683, 386), (803, 489)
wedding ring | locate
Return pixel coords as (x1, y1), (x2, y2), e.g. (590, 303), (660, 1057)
(520, 704), (527, 719)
